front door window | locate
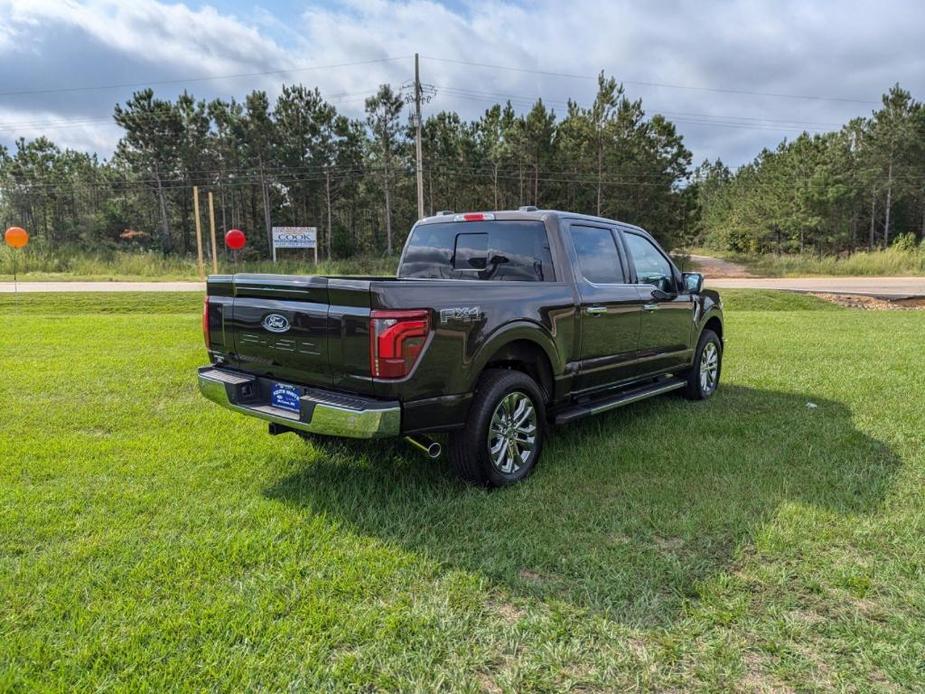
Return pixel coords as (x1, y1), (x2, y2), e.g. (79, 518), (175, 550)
(624, 233), (673, 292)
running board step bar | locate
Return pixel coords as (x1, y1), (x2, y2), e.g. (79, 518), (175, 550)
(554, 378), (685, 425)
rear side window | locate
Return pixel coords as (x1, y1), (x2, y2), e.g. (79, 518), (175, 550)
(569, 225), (625, 284)
(399, 221), (555, 281)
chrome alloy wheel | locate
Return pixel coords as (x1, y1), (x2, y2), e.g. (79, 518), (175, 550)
(700, 341), (719, 394)
(487, 391), (537, 474)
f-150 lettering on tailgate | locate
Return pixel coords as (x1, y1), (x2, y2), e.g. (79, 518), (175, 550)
(240, 332), (321, 355)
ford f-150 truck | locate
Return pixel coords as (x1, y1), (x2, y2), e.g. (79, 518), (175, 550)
(199, 209), (723, 486)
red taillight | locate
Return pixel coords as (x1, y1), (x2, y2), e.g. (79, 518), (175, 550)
(369, 309), (430, 379)
(202, 296), (211, 351)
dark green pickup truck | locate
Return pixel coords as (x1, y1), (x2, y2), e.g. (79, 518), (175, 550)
(199, 209), (723, 486)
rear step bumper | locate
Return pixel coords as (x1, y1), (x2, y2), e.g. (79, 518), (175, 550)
(198, 366), (400, 439)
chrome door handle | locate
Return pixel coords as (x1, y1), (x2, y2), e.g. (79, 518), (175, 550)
(643, 303), (660, 312)
(585, 306), (608, 315)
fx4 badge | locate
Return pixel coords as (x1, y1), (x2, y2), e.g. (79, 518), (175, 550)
(262, 313), (291, 333)
(440, 306), (481, 324)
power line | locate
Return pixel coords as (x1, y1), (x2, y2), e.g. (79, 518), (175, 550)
(0, 90), (376, 134)
(0, 56), (410, 98)
(423, 55), (880, 105)
(0, 56), (876, 141)
(7, 85), (835, 137)
(425, 57), (594, 81)
(9, 163), (925, 196)
(436, 86), (845, 127)
(435, 86), (845, 132)
(0, 82), (403, 135)
(433, 89), (834, 134)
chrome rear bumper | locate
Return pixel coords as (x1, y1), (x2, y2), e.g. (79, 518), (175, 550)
(198, 366), (401, 439)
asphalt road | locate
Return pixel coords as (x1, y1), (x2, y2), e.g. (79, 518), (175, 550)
(705, 277), (925, 298)
(2, 277), (925, 298)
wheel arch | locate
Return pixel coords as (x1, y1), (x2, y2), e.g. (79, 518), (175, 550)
(470, 324), (559, 402)
(703, 314), (723, 343)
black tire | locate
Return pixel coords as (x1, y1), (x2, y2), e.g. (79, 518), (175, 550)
(684, 329), (722, 400)
(448, 369), (546, 487)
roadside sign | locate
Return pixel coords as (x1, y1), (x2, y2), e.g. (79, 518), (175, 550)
(272, 226), (317, 263)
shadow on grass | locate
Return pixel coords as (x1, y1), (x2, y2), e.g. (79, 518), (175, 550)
(264, 385), (898, 626)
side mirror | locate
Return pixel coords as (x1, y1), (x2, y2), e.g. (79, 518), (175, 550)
(683, 272), (704, 294)
(641, 273), (674, 293)
(651, 288), (674, 301)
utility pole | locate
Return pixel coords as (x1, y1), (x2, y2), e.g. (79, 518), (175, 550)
(414, 53), (425, 220)
(403, 56), (434, 218)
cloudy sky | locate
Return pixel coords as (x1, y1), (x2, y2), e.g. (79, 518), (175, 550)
(0, 0), (922, 167)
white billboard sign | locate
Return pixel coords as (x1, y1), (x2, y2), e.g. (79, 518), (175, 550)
(271, 226), (317, 262)
(272, 226), (317, 249)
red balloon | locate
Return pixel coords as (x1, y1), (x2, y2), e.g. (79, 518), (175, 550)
(224, 228), (246, 250)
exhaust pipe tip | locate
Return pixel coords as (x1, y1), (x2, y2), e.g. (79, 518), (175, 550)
(405, 435), (442, 459)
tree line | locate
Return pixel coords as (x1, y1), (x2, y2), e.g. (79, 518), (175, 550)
(0, 78), (921, 260)
(694, 85), (925, 255)
(0, 74), (692, 257)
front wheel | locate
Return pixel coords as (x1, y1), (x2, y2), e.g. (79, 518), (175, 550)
(684, 329), (722, 400)
(448, 369), (546, 487)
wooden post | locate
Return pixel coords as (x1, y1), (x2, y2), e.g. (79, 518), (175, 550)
(193, 186), (205, 279)
(11, 249), (17, 306)
(208, 191), (218, 274)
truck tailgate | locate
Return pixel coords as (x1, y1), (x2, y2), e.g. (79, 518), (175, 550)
(216, 274), (376, 394)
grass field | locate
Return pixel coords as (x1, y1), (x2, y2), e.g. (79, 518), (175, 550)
(0, 247), (398, 282)
(2, 291), (923, 690)
(4, 244), (925, 283)
(694, 246), (925, 277)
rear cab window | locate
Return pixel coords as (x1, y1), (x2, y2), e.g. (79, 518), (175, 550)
(399, 220), (555, 281)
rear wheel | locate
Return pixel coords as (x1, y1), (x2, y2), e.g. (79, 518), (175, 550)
(448, 369), (546, 486)
(684, 329), (722, 400)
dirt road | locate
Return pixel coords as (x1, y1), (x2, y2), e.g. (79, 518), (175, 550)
(688, 254), (754, 278)
(705, 276), (925, 298)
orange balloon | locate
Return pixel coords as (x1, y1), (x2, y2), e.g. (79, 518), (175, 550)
(4, 227), (29, 249)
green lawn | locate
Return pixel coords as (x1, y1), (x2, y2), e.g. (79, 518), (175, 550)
(690, 246), (925, 277)
(0, 248), (398, 282)
(2, 292), (923, 690)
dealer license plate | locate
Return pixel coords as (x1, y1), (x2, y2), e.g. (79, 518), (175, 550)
(271, 383), (301, 413)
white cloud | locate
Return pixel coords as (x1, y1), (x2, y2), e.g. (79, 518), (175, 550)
(0, 0), (304, 154)
(2, 0), (292, 74)
(0, 0), (922, 164)
(290, 0), (924, 164)
(0, 106), (119, 152)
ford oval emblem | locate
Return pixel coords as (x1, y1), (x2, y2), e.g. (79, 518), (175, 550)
(262, 313), (290, 333)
